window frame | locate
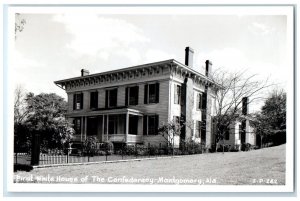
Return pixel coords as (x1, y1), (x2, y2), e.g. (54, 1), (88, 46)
(73, 93), (83, 110)
(126, 86), (139, 106)
(144, 83), (159, 104)
(90, 91), (98, 110)
(73, 118), (81, 134)
(106, 88), (118, 108)
(174, 84), (181, 105)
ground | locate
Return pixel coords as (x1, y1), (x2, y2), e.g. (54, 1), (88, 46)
(14, 144), (286, 185)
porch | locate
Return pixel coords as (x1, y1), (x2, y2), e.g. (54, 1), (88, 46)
(70, 108), (144, 144)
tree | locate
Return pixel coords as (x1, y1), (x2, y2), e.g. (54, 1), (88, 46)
(15, 13), (26, 39)
(23, 93), (74, 150)
(14, 86), (31, 152)
(211, 69), (271, 151)
(252, 89), (286, 146)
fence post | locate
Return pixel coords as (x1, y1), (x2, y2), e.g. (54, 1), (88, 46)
(30, 133), (40, 166)
(67, 148), (69, 163)
(15, 152), (18, 164)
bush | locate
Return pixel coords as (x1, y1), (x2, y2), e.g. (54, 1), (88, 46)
(217, 144), (230, 152)
(230, 145), (240, 152)
(241, 143), (252, 151)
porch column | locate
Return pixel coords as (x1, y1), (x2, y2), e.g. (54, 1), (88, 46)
(102, 115), (105, 142)
(125, 112), (129, 143)
(80, 117), (83, 142)
(106, 115), (109, 141)
(84, 116), (87, 140)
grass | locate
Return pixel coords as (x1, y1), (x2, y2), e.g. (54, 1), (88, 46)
(13, 144), (286, 185)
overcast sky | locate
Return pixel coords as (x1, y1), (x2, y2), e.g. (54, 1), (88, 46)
(12, 10), (289, 112)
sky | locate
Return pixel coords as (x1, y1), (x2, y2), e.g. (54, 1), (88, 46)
(11, 9), (290, 112)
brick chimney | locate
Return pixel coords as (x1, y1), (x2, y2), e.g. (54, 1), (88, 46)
(81, 69), (89, 76)
(185, 47), (194, 68)
(205, 60), (212, 77)
(242, 97), (249, 115)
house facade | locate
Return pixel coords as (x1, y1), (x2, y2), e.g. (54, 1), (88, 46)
(54, 47), (221, 149)
(219, 97), (257, 149)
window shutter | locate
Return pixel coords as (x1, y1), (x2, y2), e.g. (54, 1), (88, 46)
(105, 90), (108, 108)
(143, 115), (148, 135)
(80, 93), (83, 109)
(155, 83), (160, 103)
(155, 115), (159, 135)
(73, 94), (76, 110)
(202, 93), (207, 109)
(125, 87), (128, 106)
(144, 84), (148, 104)
(135, 86), (139, 105)
(181, 84), (185, 106)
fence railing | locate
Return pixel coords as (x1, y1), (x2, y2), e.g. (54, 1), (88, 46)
(14, 143), (208, 166)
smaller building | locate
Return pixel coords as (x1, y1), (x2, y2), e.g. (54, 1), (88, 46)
(218, 97), (257, 150)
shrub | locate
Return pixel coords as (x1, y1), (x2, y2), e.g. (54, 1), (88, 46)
(241, 143), (252, 151)
(230, 145), (240, 152)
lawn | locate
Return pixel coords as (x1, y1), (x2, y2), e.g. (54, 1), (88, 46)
(13, 144), (286, 185)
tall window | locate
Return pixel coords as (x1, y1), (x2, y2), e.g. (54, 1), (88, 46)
(105, 88), (118, 108)
(196, 92), (207, 110)
(73, 118), (81, 134)
(90, 91), (98, 109)
(143, 115), (159, 135)
(108, 115), (118, 134)
(126, 86), (139, 106)
(174, 84), (181, 104)
(144, 83), (159, 104)
(73, 93), (83, 110)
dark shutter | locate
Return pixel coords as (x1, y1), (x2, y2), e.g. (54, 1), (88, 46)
(155, 115), (159, 135)
(80, 93), (83, 109)
(202, 92), (207, 110)
(135, 86), (139, 105)
(181, 84), (185, 106)
(105, 90), (108, 108)
(73, 94), (76, 110)
(155, 83), (160, 103)
(143, 115), (148, 135)
(144, 84), (148, 104)
(125, 87), (128, 106)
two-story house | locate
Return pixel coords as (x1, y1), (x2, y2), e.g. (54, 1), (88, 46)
(54, 47), (221, 149)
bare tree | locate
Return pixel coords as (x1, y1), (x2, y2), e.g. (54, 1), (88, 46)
(14, 85), (28, 124)
(211, 69), (271, 151)
(15, 13), (26, 39)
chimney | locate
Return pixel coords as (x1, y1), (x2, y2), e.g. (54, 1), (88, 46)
(242, 97), (249, 115)
(81, 69), (89, 76)
(185, 47), (194, 68)
(205, 60), (212, 77)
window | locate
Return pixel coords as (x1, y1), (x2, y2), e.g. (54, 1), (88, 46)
(87, 117), (98, 136)
(174, 84), (181, 104)
(73, 118), (81, 134)
(126, 86), (139, 106)
(143, 115), (159, 135)
(90, 91), (98, 109)
(196, 92), (207, 110)
(73, 93), (83, 110)
(129, 115), (138, 135)
(105, 88), (118, 108)
(108, 115), (118, 134)
(144, 83), (159, 104)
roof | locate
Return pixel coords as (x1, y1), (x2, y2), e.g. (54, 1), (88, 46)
(54, 59), (223, 90)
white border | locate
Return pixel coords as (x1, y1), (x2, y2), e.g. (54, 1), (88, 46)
(5, 4), (295, 193)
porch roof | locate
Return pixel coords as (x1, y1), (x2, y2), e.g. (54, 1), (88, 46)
(66, 107), (143, 118)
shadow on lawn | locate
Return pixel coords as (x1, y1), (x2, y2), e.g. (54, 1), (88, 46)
(14, 164), (33, 172)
